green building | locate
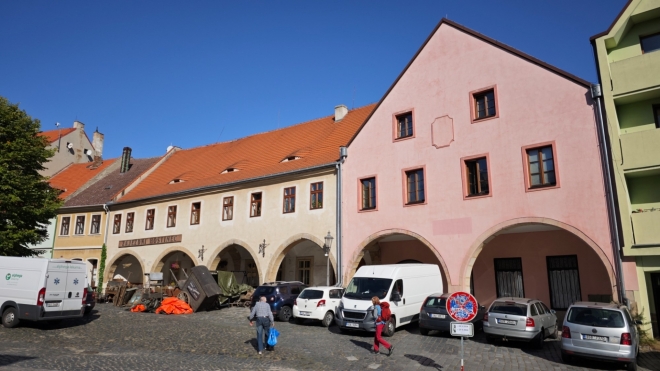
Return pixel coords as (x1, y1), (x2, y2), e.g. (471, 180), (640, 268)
(592, 0), (660, 338)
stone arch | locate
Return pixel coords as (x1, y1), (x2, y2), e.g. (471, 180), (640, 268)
(149, 246), (198, 273)
(265, 233), (337, 283)
(460, 217), (617, 298)
(345, 228), (451, 290)
(104, 250), (146, 285)
(206, 239), (262, 284)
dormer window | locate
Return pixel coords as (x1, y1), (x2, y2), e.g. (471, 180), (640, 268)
(221, 168), (239, 174)
(282, 156), (301, 163)
(169, 178), (185, 184)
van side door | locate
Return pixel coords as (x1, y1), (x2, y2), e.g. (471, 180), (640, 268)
(390, 279), (404, 325)
(63, 263), (86, 313)
(45, 262), (67, 316)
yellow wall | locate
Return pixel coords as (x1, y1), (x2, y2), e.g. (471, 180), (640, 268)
(54, 212), (107, 249)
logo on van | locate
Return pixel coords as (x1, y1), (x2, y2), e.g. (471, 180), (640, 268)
(5, 273), (9, 280)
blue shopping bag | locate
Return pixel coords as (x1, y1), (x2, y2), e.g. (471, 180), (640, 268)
(267, 327), (280, 347)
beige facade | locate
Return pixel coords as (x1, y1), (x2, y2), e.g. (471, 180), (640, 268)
(42, 121), (98, 177)
(104, 167), (339, 289)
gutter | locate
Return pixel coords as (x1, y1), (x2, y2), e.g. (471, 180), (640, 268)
(103, 203), (111, 248)
(335, 147), (348, 287)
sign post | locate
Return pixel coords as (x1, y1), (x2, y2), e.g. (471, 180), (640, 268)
(446, 291), (479, 371)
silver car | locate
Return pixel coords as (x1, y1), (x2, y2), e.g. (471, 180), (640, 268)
(560, 302), (639, 371)
(483, 297), (558, 348)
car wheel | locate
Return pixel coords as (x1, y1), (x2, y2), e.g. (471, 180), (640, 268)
(177, 291), (190, 304)
(419, 327), (429, 336)
(560, 352), (572, 364)
(384, 317), (395, 337)
(2, 307), (19, 328)
(321, 311), (334, 327)
(278, 306), (292, 322)
(534, 329), (545, 349)
(626, 359), (637, 371)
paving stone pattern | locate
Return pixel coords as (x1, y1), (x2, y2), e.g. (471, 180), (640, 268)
(0, 304), (658, 371)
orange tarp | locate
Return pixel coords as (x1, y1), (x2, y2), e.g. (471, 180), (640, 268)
(130, 304), (146, 312)
(155, 297), (193, 315)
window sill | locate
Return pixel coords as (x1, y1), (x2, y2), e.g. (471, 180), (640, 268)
(464, 193), (491, 200)
(283, 211), (295, 214)
(393, 135), (415, 142)
(471, 114), (499, 124)
(359, 207), (378, 213)
(526, 183), (559, 192)
(404, 201), (426, 207)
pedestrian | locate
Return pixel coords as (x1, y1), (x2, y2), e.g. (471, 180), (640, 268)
(249, 296), (275, 355)
(371, 296), (394, 356)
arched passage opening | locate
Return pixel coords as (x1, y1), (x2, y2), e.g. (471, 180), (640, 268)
(465, 220), (616, 318)
(105, 252), (145, 286)
(151, 249), (196, 287)
(209, 243), (261, 287)
(346, 230), (450, 292)
(267, 234), (337, 286)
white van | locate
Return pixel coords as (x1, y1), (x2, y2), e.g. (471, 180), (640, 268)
(0, 257), (87, 328)
(336, 264), (443, 336)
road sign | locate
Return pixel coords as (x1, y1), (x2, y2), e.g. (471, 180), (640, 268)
(446, 291), (478, 322)
(450, 322), (474, 337)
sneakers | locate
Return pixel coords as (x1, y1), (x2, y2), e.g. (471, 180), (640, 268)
(258, 351), (262, 355)
(388, 346), (394, 357)
(371, 349), (380, 355)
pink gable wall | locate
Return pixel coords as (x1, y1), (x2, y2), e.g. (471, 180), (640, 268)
(342, 23), (615, 291)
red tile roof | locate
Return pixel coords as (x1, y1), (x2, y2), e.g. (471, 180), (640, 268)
(120, 104), (375, 202)
(39, 128), (76, 143)
(49, 159), (117, 200)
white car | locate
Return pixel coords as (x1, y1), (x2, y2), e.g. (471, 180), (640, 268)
(292, 286), (344, 327)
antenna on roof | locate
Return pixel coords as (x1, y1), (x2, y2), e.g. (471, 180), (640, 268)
(56, 122), (61, 152)
(217, 126), (225, 143)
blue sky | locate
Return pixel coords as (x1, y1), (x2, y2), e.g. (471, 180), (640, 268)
(1, 1), (625, 159)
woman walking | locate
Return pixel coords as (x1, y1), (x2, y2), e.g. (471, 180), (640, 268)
(371, 296), (394, 356)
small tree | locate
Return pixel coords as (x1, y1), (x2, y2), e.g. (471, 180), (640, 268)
(97, 243), (107, 295)
(0, 96), (61, 256)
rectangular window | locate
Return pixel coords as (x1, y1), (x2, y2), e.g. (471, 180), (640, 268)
(396, 112), (413, 139)
(145, 209), (155, 230)
(167, 206), (177, 228)
(465, 157), (489, 196)
(283, 187), (296, 213)
(60, 216), (70, 236)
(494, 258), (524, 298)
(310, 182), (323, 209)
(250, 193), (262, 217)
(74, 215), (85, 235)
(474, 89), (496, 120)
(125, 212), (134, 233)
(406, 169), (425, 204)
(360, 177), (376, 210)
(190, 202), (201, 225)
(223, 197), (234, 221)
(113, 214), (121, 234)
(654, 104), (660, 129)
(90, 214), (101, 234)
(527, 146), (556, 187)
(547, 255), (581, 310)
(297, 257), (313, 285)
(641, 33), (660, 54)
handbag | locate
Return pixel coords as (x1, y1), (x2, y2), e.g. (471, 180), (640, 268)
(267, 327), (280, 347)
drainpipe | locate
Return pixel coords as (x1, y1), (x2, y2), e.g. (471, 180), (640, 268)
(591, 83), (627, 306)
(335, 146), (348, 287)
(102, 203), (110, 246)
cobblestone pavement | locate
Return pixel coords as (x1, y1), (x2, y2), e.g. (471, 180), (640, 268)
(0, 304), (658, 371)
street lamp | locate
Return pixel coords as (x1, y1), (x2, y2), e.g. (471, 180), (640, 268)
(323, 231), (334, 285)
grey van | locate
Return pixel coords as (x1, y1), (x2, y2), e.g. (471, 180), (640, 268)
(483, 297), (558, 348)
(560, 302), (639, 371)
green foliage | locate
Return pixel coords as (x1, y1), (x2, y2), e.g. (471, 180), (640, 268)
(97, 243), (107, 295)
(0, 96), (61, 256)
(632, 309), (655, 346)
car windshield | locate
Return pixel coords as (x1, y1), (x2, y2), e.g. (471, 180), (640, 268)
(567, 307), (625, 328)
(490, 302), (527, 316)
(253, 286), (275, 297)
(425, 297), (446, 308)
(298, 289), (324, 300)
(344, 277), (392, 300)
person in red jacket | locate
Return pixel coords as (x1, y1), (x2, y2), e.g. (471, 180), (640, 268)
(371, 296), (394, 356)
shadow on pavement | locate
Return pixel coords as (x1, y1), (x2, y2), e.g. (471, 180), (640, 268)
(638, 350), (660, 371)
(404, 354), (443, 369)
(350, 339), (373, 352)
(19, 313), (101, 331)
(0, 355), (37, 367)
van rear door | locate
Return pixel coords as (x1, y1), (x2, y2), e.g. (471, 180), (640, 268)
(44, 262), (67, 316)
(63, 262), (86, 314)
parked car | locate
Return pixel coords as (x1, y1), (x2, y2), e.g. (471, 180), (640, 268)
(483, 297), (558, 348)
(336, 264), (443, 336)
(249, 281), (307, 322)
(419, 293), (485, 335)
(84, 285), (96, 315)
(293, 286), (344, 327)
(560, 302), (639, 371)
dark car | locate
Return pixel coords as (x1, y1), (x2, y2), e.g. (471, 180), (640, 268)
(419, 293), (485, 335)
(250, 281), (307, 322)
(84, 285), (96, 315)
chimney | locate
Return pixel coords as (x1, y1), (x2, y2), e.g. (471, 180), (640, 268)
(73, 121), (85, 130)
(120, 147), (132, 173)
(334, 105), (348, 122)
(92, 128), (104, 158)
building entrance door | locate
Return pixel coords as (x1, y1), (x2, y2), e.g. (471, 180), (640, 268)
(651, 273), (660, 338)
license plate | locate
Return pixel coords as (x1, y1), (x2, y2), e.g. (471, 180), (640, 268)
(299, 311), (311, 316)
(430, 313), (446, 319)
(46, 302), (60, 307)
(345, 322), (359, 328)
(582, 335), (608, 342)
(497, 319), (517, 325)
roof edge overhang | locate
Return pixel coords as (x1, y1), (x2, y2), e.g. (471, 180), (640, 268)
(58, 204), (106, 214)
(110, 162), (338, 208)
(346, 18), (591, 147)
(590, 0), (634, 41)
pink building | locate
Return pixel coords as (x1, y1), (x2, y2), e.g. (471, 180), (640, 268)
(342, 19), (625, 313)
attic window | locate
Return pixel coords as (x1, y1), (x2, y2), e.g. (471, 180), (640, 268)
(282, 156), (301, 163)
(104, 185), (113, 190)
(169, 178), (185, 184)
(221, 168), (239, 174)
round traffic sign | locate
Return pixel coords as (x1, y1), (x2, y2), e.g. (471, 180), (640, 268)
(446, 291), (478, 322)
